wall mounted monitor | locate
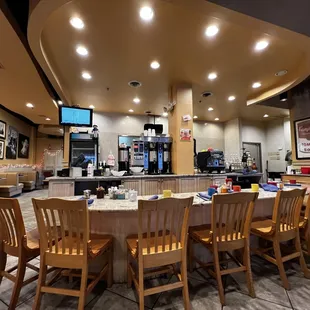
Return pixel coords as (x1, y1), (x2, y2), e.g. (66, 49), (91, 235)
(59, 106), (93, 127)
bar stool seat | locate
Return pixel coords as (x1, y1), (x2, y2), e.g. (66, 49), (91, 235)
(126, 232), (179, 256)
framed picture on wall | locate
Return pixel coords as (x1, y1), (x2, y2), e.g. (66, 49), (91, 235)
(6, 126), (18, 159)
(294, 117), (310, 160)
(0, 120), (6, 139)
(18, 133), (30, 158)
(0, 141), (4, 159)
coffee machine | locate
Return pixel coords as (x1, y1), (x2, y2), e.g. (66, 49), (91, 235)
(158, 137), (172, 174)
(144, 138), (158, 174)
(131, 140), (144, 167)
(197, 150), (225, 173)
(118, 146), (130, 172)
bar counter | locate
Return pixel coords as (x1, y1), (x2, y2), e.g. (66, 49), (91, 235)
(56, 189), (274, 282)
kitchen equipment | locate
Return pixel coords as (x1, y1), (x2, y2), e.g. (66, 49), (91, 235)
(131, 140), (144, 167)
(130, 167), (144, 174)
(301, 167), (310, 174)
(197, 150), (225, 173)
(69, 167), (82, 178)
(118, 146), (130, 172)
(158, 138), (172, 174)
(111, 170), (126, 177)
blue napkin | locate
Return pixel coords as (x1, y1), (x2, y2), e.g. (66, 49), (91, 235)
(79, 197), (94, 205)
(198, 192), (211, 200)
(149, 195), (159, 200)
(260, 184), (278, 192)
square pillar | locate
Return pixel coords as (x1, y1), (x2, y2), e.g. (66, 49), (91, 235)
(168, 85), (194, 175)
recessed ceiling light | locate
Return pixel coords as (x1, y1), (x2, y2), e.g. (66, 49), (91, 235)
(193, 115), (198, 119)
(133, 97), (140, 104)
(214, 117), (219, 121)
(70, 17), (84, 29)
(76, 45), (88, 56)
(228, 95), (236, 101)
(263, 114), (269, 118)
(139, 6), (154, 21)
(208, 107), (214, 111)
(26, 103), (34, 108)
(46, 118), (51, 121)
(57, 100), (63, 105)
(89, 105), (95, 109)
(150, 61), (160, 69)
(208, 72), (217, 80)
(162, 112), (168, 117)
(205, 25), (219, 37)
(129, 109), (134, 113)
(255, 40), (269, 51)
(204, 123), (208, 126)
(275, 69), (288, 77)
(81, 71), (92, 80)
(252, 82), (261, 88)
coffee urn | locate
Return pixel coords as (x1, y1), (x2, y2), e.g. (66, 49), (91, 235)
(118, 146), (130, 172)
(158, 137), (172, 174)
(144, 138), (158, 174)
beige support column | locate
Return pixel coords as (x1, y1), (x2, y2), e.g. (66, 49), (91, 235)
(63, 126), (70, 168)
(168, 85), (194, 175)
(30, 126), (37, 164)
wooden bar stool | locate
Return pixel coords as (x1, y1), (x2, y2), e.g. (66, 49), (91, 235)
(300, 193), (310, 256)
(32, 198), (113, 310)
(188, 192), (259, 305)
(0, 198), (43, 310)
(251, 188), (310, 290)
(126, 197), (193, 310)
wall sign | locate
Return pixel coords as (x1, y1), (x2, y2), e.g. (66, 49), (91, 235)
(294, 117), (310, 160)
(0, 120), (6, 140)
(180, 128), (192, 141)
(6, 126), (18, 159)
(18, 133), (30, 159)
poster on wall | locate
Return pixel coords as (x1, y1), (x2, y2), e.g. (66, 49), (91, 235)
(294, 118), (310, 160)
(0, 120), (6, 139)
(18, 134), (30, 158)
(0, 141), (4, 159)
(180, 128), (192, 141)
(6, 126), (18, 159)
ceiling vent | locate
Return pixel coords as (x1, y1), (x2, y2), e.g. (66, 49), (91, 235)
(128, 80), (142, 88)
(201, 91), (213, 98)
(144, 110), (152, 114)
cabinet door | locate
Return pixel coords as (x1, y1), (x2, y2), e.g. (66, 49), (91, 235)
(197, 177), (212, 192)
(122, 180), (141, 194)
(142, 179), (161, 195)
(179, 178), (197, 193)
(162, 178), (178, 193)
(48, 181), (74, 197)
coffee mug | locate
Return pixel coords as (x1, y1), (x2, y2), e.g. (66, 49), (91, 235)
(163, 189), (172, 198)
(207, 187), (217, 196)
(233, 185), (241, 192)
(251, 184), (259, 192)
(289, 179), (296, 184)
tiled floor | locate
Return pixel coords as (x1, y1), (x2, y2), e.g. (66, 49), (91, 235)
(1, 190), (310, 309)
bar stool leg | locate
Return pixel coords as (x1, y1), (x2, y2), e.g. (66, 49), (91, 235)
(181, 258), (190, 309)
(188, 237), (194, 273)
(244, 240), (255, 298)
(295, 232), (310, 278)
(0, 244), (7, 285)
(127, 250), (132, 288)
(273, 240), (290, 290)
(107, 246), (113, 288)
(9, 253), (26, 310)
(78, 266), (88, 310)
(33, 258), (47, 310)
(213, 249), (225, 305)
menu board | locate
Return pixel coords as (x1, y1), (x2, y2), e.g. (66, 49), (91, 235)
(294, 118), (310, 159)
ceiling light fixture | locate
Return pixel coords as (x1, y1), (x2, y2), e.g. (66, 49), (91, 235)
(26, 103), (34, 108)
(228, 95), (236, 101)
(46, 118), (51, 121)
(208, 72), (217, 80)
(215, 118), (219, 121)
(205, 25), (219, 37)
(57, 100), (63, 105)
(208, 107), (214, 111)
(89, 105), (95, 109)
(255, 40), (269, 51)
(252, 82), (261, 88)
(129, 109), (134, 113)
(163, 112), (168, 117)
(280, 92), (288, 102)
(76, 45), (88, 56)
(81, 71), (92, 80)
(133, 97), (140, 104)
(150, 61), (160, 69)
(263, 114), (269, 118)
(193, 115), (198, 119)
(139, 6), (154, 21)
(275, 69), (288, 77)
(70, 17), (84, 29)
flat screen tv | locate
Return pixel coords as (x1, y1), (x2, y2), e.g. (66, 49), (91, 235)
(59, 106), (93, 127)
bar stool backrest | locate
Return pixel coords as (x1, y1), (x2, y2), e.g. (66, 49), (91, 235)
(211, 193), (258, 248)
(0, 198), (25, 251)
(137, 197), (193, 269)
(32, 198), (89, 260)
(272, 189), (306, 235)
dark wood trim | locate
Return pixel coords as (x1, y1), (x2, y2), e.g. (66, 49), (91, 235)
(0, 104), (37, 128)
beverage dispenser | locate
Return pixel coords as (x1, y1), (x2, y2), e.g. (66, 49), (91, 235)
(158, 137), (172, 174)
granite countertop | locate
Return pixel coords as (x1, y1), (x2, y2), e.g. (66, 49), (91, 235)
(47, 172), (263, 182)
(46, 189), (278, 212)
(281, 174), (310, 177)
